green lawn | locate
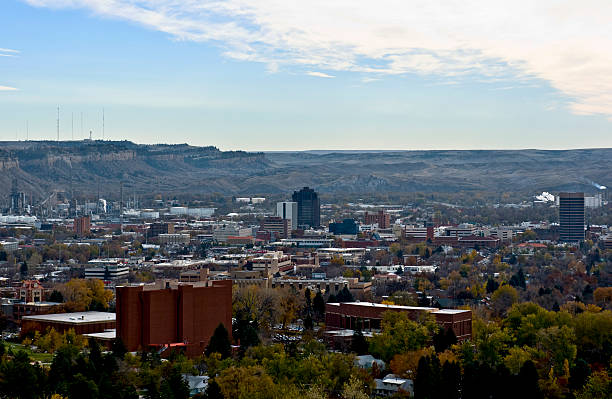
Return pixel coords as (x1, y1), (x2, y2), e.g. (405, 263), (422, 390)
(3, 342), (54, 363)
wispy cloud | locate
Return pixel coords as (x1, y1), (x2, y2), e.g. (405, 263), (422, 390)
(307, 71), (334, 78)
(20, 0), (612, 117)
(0, 47), (19, 57)
(0, 86), (18, 91)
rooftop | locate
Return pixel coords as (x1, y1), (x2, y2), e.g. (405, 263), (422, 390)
(22, 311), (116, 324)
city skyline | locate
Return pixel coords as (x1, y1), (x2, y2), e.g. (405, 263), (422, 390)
(1, 0), (612, 150)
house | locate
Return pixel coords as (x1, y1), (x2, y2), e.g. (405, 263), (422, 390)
(374, 374), (413, 397)
(183, 375), (209, 397)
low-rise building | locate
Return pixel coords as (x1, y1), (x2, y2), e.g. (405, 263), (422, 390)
(21, 311), (116, 336)
(325, 302), (472, 341)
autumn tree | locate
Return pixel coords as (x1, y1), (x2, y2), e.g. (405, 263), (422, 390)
(369, 311), (434, 362)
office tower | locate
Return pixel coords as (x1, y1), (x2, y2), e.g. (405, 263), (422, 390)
(292, 187), (320, 228)
(276, 201), (298, 230)
(559, 192), (585, 242)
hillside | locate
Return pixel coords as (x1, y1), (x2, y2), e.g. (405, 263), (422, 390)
(0, 141), (610, 200)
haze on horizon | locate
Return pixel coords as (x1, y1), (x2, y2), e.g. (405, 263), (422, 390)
(1, 0), (612, 151)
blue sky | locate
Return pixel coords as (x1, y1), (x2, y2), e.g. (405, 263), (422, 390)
(1, 0), (611, 150)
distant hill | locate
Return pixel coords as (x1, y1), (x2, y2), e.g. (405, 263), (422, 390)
(0, 141), (610, 200)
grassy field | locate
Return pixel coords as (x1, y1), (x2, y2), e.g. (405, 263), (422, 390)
(3, 342), (54, 363)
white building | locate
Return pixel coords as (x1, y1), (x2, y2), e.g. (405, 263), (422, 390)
(158, 233), (191, 245)
(277, 201), (298, 230)
(0, 240), (19, 252)
(85, 260), (129, 282)
(212, 224), (252, 242)
(585, 194), (603, 208)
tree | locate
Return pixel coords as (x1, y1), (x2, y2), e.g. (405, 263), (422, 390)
(20, 261), (28, 277)
(336, 287), (354, 303)
(313, 291), (325, 318)
(203, 380), (224, 399)
(509, 268), (526, 290)
(160, 365), (190, 399)
(68, 374), (99, 399)
(341, 376), (369, 399)
(516, 360), (542, 399)
(304, 288), (312, 313)
(351, 328), (369, 355)
(536, 325), (577, 374)
(206, 323), (232, 359)
(60, 279), (113, 312)
(369, 311), (433, 362)
(575, 370), (611, 399)
(492, 285), (519, 316)
(389, 348), (434, 379)
(439, 361), (460, 399)
(49, 290), (64, 303)
(414, 356), (441, 399)
(593, 287), (612, 309)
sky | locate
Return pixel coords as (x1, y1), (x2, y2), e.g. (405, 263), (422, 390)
(1, 0), (611, 150)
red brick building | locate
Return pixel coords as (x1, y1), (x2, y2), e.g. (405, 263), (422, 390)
(325, 302), (472, 341)
(74, 216), (91, 236)
(365, 210), (391, 229)
(115, 280), (232, 357)
(19, 280), (44, 303)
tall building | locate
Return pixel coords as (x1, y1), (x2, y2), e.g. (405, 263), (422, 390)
(559, 192), (585, 242)
(74, 216), (91, 236)
(116, 280), (232, 358)
(292, 187), (320, 228)
(276, 201), (298, 230)
(149, 222), (175, 237)
(365, 210), (391, 229)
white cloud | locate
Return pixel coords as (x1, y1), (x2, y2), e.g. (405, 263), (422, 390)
(307, 71), (334, 78)
(0, 48), (19, 57)
(0, 86), (18, 91)
(21, 0), (612, 117)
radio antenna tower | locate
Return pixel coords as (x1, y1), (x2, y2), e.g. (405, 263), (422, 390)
(102, 108), (105, 140)
(71, 112), (74, 140)
(56, 106), (60, 141)
(26, 120), (28, 141)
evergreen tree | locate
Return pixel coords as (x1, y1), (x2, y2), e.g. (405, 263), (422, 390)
(351, 327), (369, 355)
(203, 380), (224, 399)
(440, 361), (461, 399)
(569, 358), (591, 392)
(517, 360), (542, 399)
(160, 366), (190, 399)
(486, 278), (499, 293)
(327, 293), (338, 303)
(337, 287), (354, 303)
(313, 290), (326, 317)
(303, 314), (314, 330)
(111, 338), (128, 359)
(20, 261), (28, 277)
(304, 288), (312, 312)
(206, 323), (232, 359)
(49, 289), (64, 303)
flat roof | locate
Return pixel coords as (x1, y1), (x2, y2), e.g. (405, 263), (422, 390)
(341, 302), (438, 312)
(84, 329), (116, 340)
(331, 302), (470, 314)
(22, 311), (116, 324)
(432, 309), (471, 314)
